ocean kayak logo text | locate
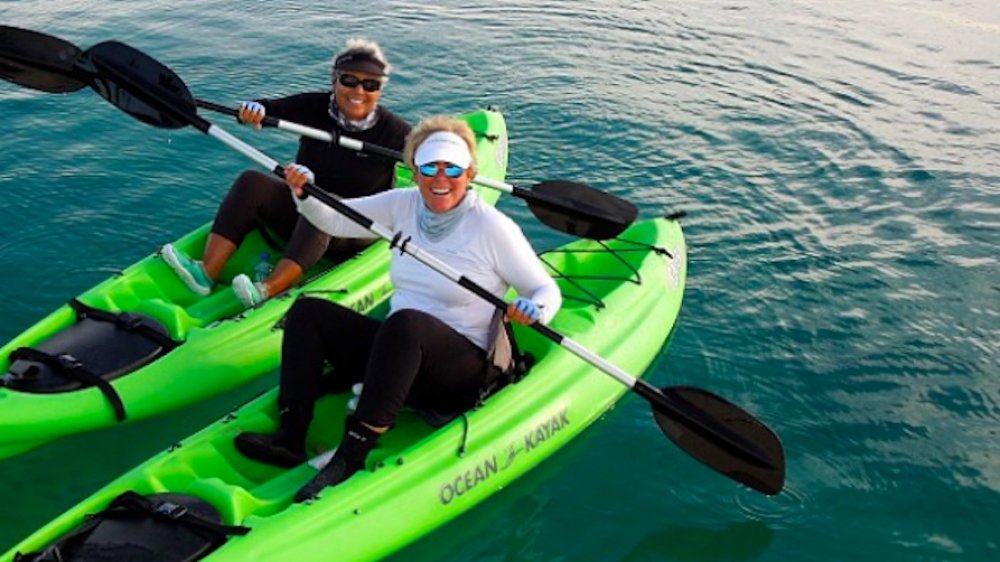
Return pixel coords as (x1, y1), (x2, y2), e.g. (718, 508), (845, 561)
(438, 408), (570, 505)
(349, 281), (393, 314)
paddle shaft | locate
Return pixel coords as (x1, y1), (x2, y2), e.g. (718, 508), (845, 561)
(194, 99), (516, 196)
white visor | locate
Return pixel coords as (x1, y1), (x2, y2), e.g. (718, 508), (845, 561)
(414, 131), (472, 169)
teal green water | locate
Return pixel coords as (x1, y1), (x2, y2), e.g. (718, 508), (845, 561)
(2, 1), (998, 560)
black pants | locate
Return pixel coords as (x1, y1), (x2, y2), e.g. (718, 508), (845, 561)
(278, 298), (491, 433)
(211, 170), (373, 269)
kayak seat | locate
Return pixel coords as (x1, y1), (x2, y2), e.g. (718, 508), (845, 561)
(12, 491), (249, 562)
(1, 299), (180, 421)
(416, 311), (535, 428)
(482, 308), (535, 391)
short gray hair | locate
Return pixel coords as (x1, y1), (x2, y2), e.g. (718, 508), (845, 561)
(331, 37), (392, 80)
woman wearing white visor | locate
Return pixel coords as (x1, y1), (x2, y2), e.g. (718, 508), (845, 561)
(234, 116), (561, 502)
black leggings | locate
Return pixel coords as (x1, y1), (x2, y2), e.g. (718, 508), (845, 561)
(211, 170), (373, 269)
(278, 298), (491, 432)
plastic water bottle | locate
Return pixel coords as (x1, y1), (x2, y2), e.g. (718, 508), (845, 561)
(347, 383), (363, 414)
(253, 252), (273, 283)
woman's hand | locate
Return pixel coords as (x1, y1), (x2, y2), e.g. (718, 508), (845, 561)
(284, 163), (315, 198)
(507, 297), (542, 325)
(238, 101), (266, 129)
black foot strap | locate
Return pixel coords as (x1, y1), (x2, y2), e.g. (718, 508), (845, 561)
(7, 347), (127, 422)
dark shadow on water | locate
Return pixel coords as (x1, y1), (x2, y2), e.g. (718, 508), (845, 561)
(622, 520), (774, 562)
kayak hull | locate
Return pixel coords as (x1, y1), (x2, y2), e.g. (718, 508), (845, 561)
(3, 216), (686, 562)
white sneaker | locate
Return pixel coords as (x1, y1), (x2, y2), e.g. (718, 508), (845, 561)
(161, 243), (213, 296)
(232, 274), (268, 308)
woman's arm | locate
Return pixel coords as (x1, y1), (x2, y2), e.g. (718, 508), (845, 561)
(492, 218), (562, 325)
(293, 182), (414, 239)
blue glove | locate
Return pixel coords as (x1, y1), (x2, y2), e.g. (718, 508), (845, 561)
(238, 101), (266, 126)
(511, 297), (542, 323)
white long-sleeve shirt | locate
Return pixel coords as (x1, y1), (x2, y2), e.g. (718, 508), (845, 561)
(296, 189), (562, 350)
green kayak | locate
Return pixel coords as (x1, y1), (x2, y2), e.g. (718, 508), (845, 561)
(3, 216), (687, 562)
(0, 109), (508, 460)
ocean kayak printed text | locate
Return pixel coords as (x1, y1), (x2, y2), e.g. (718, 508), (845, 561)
(439, 408), (570, 505)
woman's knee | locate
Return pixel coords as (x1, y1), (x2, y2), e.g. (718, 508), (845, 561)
(215, 170), (278, 229)
(381, 309), (435, 337)
(231, 169), (273, 192)
(284, 219), (332, 270)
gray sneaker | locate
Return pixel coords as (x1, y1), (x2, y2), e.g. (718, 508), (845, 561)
(233, 273), (268, 308)
(161, 243), (213, 296)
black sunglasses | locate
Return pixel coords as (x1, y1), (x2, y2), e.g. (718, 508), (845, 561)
(337, 73), (382, 92)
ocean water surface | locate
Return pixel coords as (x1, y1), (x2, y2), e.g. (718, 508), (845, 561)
(1, 1), (997, 560)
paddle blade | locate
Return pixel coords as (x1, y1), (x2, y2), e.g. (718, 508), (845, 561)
(528, 181), (638, 240)
(653, 386), (785, 495)
(0, 26), (87, 92)
(81, 41), (196, 129)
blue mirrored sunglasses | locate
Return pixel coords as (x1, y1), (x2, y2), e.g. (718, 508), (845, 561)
(418, 162), (465, 178)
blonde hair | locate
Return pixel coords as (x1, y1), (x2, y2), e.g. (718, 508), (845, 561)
(403, 116), (477, 175)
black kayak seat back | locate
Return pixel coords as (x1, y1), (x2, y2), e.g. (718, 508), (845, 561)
(4, 301), (176, 393)
(14, 492), (249, 562)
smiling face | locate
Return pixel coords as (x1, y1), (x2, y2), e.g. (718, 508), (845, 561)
(405, 121), (479, 214)
(417, 161), (473, 214)
(332, 70), (382, 121)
